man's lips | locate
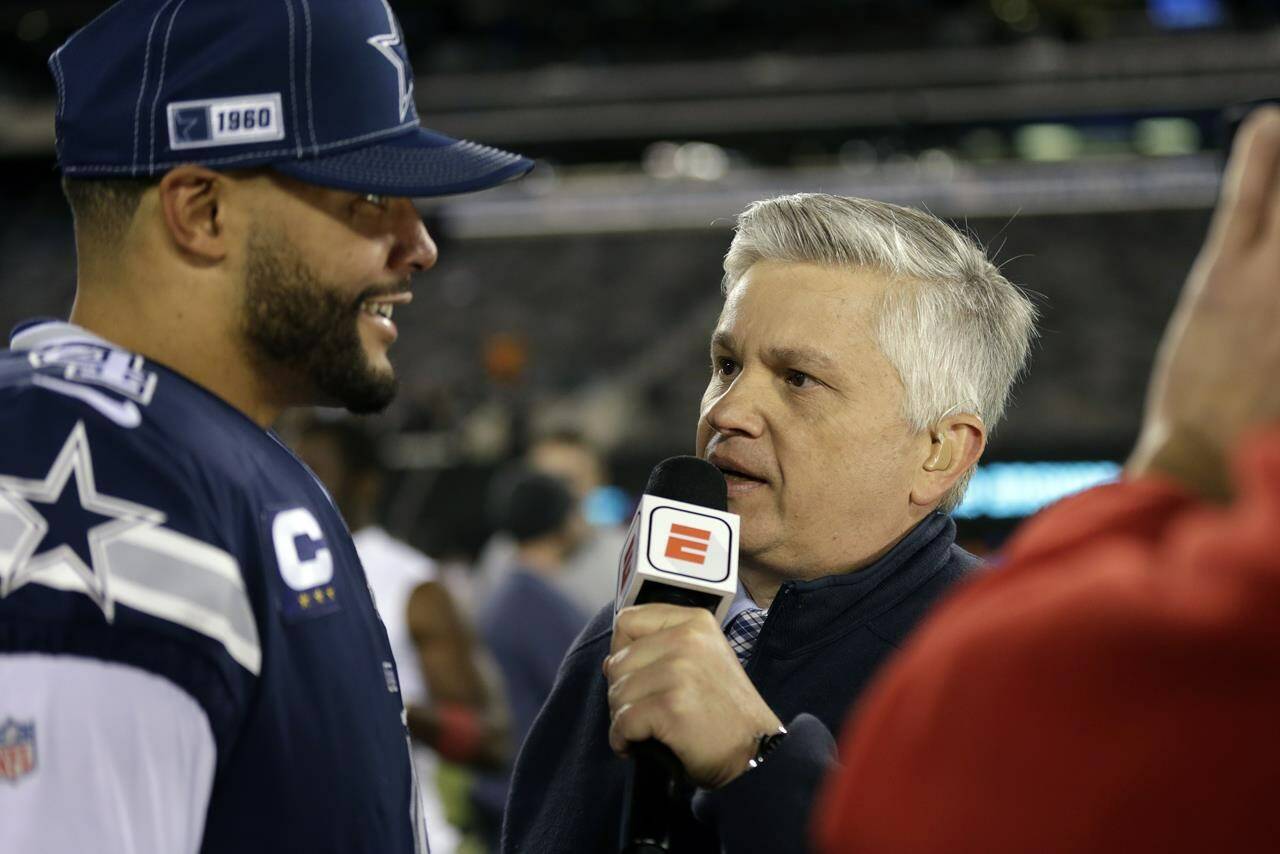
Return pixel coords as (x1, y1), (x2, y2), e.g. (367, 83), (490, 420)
(359, 290), (413, 308)
(357, 289), (412, 344)
(706, 450), (770, 486)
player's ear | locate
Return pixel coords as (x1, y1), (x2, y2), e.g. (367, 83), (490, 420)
(156, 165), (229, 263)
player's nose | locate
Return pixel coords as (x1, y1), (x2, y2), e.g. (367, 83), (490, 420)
(387, 198), (438, 274)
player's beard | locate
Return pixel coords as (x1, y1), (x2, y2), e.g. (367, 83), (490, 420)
(240, 228), (399, 415)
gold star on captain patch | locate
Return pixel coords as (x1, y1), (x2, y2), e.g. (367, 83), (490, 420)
(298, 592), (311, 608)
(326, 586), (335, 599)
(314, 587), (327, 602)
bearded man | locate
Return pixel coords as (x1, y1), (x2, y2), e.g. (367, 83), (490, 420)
(0, 1), (529, 853)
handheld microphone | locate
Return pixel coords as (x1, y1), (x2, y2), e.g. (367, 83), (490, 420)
(614, 456), (740, 854)
(614, 456), (739, 623)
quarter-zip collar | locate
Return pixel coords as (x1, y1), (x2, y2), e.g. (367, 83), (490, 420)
(753, 512), (963, 661)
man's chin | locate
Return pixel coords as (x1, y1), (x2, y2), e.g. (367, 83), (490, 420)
(733, 510), (774, 551)
(337, 380), (397, 414)
(309, 366), (398, 414)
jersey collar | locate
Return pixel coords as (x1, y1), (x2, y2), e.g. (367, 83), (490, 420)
(9, 319), (115, 353)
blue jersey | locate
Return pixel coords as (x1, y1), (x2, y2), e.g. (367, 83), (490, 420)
(0, 320), (426, 853)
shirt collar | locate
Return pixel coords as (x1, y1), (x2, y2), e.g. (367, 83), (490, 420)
(721, 582), (765, 629)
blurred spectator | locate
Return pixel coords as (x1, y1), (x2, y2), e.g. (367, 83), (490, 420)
(473, 430), (630, 616)
(527, 429), (606, 503)
(527, 430), (631, 611)
(817, 107), (1280, 854)
(289, 415), (509, 854)
(470, 468), (590, 851)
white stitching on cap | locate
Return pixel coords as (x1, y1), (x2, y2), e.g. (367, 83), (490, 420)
(281, 0), (302, 158)
(49, 48), (67, 154)
(133, 0), (176, 174)
(50, 49), (67, 117)
(148, 0), (190, 172)
(62, 118), (420, 172)
(300, 0), (319, 155)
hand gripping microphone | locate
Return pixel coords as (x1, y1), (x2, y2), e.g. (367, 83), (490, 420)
(615, 456), (740, 854)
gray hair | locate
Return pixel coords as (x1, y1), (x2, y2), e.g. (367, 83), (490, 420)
(721, 193), (1037, 513)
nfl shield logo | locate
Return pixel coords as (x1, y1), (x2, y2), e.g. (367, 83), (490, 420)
(0, 718), (36, 782)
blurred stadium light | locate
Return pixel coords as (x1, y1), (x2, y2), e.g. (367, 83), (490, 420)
(954, 460), (1124, 519)
(424, 154), (1221, 238)
(1149, 0), (1226, 29)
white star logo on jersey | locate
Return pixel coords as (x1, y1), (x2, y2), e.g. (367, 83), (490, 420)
(367, 0), (414, 122)
(0, 421), (164, 620)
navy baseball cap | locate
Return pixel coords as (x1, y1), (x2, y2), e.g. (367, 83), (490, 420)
(50, 0), (533, 197)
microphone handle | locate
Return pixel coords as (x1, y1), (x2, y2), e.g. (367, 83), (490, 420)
(620, 741), (684, 853)
(619, 583), (715, 853)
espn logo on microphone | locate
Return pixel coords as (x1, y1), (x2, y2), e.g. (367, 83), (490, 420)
(614, 494), (739, 622)
(647, 507), (732, 582)
(665, 524), (712, 565)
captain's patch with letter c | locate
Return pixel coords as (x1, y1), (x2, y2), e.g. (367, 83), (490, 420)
(270, 507), (340, 621)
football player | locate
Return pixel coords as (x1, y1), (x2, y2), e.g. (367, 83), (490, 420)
(0, 1), (531, 852)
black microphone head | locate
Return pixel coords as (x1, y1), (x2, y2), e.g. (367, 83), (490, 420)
(643, 456), (727, 512)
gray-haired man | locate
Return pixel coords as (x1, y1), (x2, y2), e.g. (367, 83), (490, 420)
(502, 194), (1037, 853)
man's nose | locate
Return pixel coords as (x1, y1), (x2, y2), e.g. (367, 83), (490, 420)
(703, 372), (766, 439)
(386, 198), (438, 274)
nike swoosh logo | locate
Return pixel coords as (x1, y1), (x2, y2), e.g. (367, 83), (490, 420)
(32, 374), (143, 429)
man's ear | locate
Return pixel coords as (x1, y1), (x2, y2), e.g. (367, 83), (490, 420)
(156, 165), (230, 264)
(910, 413), (986, 508)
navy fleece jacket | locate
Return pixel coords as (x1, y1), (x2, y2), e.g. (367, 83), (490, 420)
(501, 512), (980, 854)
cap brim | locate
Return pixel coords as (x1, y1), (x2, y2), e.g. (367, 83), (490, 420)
(272, 127), (533, 198)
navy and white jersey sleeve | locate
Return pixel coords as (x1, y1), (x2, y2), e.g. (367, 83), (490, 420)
(0, 336), (260, 851)
(0, 655), (217, 853)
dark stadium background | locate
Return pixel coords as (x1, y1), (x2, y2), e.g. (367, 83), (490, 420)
(0, 0), (1276, 558)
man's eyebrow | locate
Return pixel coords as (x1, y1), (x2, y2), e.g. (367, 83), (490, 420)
(766, 345), (840, 374)
(712, 333), (841, 373)
(710, 330), (737, 352)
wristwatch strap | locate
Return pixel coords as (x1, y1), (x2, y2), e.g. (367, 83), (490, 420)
(747, 723), (789, 771)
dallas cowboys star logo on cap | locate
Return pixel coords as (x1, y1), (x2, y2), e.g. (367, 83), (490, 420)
(0, 421), (164, 620)
(367, 0), (414, 122)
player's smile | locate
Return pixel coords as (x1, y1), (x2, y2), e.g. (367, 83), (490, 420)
(357, 290), (413, 344)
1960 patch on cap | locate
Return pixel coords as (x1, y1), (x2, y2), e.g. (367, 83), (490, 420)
(168, 94), (286, 151)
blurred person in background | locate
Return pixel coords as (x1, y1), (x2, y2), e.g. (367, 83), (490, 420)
(472, 430), (627, 617)
(816, 106), (1280, 854)
(527, 429), (631, 613)
(290, 415), (510, 854)
(471, 468), (589, 852)
(502, 194), (1038, 853)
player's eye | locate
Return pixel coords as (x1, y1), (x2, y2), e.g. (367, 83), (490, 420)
(361, 193), (390, 210)
(714, 357), (739, 378)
